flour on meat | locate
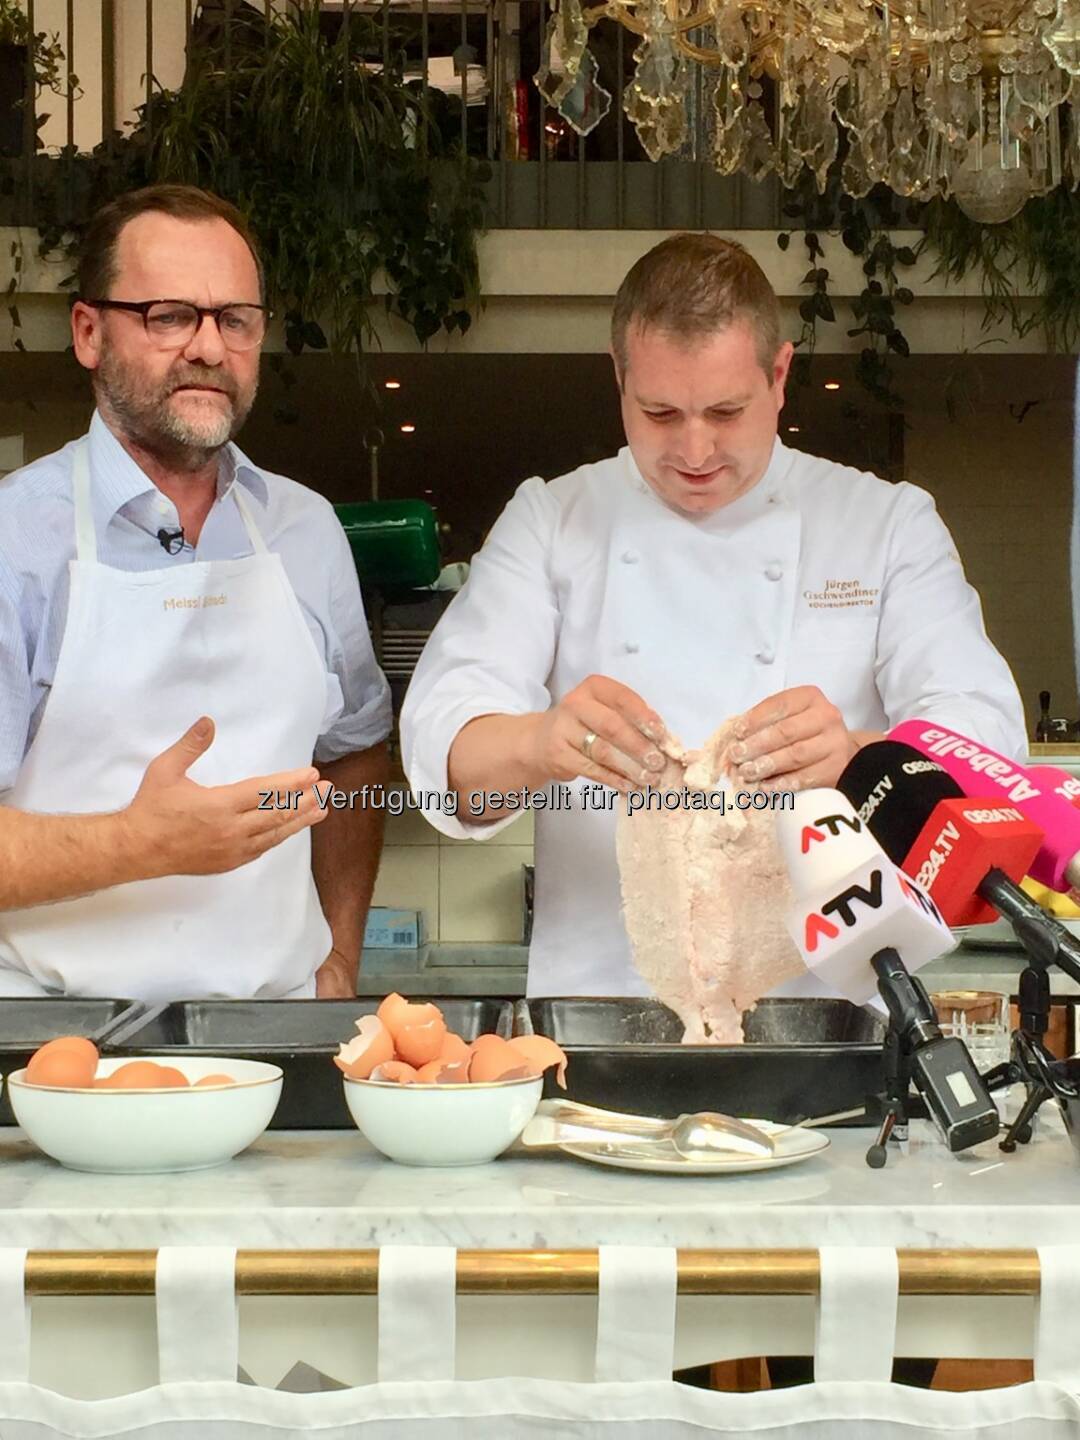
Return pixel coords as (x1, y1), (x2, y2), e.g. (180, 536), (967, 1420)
(615, 719), (806, 1042)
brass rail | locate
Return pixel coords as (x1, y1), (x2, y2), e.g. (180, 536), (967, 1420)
(24, 1249), (1041, 1298)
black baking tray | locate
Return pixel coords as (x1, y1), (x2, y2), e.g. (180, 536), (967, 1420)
(0, 998), (142, 1126)
(515, 997), (890, 1128)
(104, 998), (514, 1129)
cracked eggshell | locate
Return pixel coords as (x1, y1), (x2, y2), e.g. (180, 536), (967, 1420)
(395, 1016), (448, 1068)
(334, 1016), (395, 1079)
(468, 1034), (528, 1084)
(506, 1035), (569, 1089)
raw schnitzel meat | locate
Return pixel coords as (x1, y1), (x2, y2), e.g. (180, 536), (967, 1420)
(615, 718), (806, 1043)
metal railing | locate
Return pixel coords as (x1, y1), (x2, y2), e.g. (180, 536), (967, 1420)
(21, 1247), (1049, 1296)
(0, 0), (779, 229)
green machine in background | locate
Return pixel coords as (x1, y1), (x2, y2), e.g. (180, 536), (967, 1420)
(335, 500), (448, 733)
(335, 499), (442, 588)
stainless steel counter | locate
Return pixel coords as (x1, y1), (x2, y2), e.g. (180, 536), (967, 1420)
(357, 942), (1080, 1004)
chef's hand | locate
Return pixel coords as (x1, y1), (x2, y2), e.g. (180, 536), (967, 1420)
(728, 685), (861, 792)
(529, 675), (668, 794)
(315, 947), (357, 999)
(123, 716), (329, 877)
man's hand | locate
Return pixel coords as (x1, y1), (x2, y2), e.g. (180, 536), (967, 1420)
(524, 675), (668, 794)
(728, 686), (861, 792)
(122, 716), (329, 878)
(315, 947), (357, 999)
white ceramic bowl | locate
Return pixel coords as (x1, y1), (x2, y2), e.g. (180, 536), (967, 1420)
(343, 1073), (543, 1166)
(7, 1056), (282, 1173)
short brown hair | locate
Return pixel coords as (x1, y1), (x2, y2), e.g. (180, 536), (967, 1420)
(77, 183), (265, 302)
(611, 233), (781, 380)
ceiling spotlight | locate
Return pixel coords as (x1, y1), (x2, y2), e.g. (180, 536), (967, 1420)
(384, 380), (401, 390)
(823, 381), (841, 391)
(400, 423), (416, 434)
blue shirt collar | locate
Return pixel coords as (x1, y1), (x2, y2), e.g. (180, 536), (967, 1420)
(86, 410), (269, 532)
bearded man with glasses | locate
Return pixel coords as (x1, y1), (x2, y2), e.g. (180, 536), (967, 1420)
(0, 184), (391, 1002)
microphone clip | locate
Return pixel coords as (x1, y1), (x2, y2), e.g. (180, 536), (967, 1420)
(157, 526), (186, 556)
(864, 947), (1000, 1169)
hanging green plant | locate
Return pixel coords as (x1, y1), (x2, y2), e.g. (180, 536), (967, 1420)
(778, 176), (920, 407)
(924, 187), (1080, 352)
(29, 3), (486, 355)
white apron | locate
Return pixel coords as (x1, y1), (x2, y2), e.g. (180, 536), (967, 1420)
(0, 440), (336, 1001)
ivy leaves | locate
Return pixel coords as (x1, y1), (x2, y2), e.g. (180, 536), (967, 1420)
(779, 181), (920, 407)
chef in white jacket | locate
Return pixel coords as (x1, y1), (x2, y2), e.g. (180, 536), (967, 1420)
(401, 233), (1026, 997)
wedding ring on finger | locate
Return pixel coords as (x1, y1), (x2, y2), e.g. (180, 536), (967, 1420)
(581, 730), (598, 762)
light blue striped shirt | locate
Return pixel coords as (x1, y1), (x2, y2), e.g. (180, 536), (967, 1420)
(0, 410), (392, 791)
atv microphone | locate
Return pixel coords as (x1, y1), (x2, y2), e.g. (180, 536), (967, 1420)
(889, 720), (1080, 893)
(776, 790), (954, 1004)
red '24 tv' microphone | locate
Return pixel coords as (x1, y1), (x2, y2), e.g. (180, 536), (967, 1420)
(836, 741), (1042, 927)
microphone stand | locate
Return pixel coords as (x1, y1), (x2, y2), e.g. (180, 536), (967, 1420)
(977, 874), (1080, 1153)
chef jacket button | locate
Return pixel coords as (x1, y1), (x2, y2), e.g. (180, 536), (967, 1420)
(155, 497), (170, 515)
(621, 549), (639, 564)
(757, 647), (776, 665)
(624, 640), (640, 654)
(765, 563), (783, 581)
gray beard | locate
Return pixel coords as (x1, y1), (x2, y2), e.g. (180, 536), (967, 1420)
(96, 350), (257, 471)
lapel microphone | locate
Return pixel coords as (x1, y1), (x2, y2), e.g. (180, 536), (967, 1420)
(157, 527), (186, 555)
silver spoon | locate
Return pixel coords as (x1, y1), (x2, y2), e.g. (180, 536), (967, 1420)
(521, 1103), (775, 1159)
(522, 1100), (866, 1160)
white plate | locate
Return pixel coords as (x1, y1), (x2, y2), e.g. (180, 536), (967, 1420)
(956, 917), (1080, 951)
(559, 1119), (830, 1175)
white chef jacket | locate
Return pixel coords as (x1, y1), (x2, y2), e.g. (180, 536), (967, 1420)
(401, 440), (1027, 997)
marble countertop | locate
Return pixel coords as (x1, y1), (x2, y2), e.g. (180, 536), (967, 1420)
(2, 1112), (1079, 1251)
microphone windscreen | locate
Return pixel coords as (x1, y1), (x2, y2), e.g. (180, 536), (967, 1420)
(836, 740), (963, 864)
(903, 796), (1043, 927)
(1036, 765), (1080, 808)
(774, 789), (885, 900)
(889, 719), (1080, 892)
(784, 855), (954, 1004)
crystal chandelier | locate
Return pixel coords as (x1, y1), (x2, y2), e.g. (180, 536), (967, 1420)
(534, 2), (1080, 223)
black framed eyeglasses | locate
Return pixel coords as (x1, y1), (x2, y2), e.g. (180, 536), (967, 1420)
(81, 298), (273, 352)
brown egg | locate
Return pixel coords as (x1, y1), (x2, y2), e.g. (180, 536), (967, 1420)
(469, 1034), (530, 1084)
(96, 1062), (172, 1089)
(375, 993), (411, 1036)
(376, 996), (446, 1046)
(437, 1032), (471, 1065)
(25, 1048), (97, 1089)
(370, 1061), (419, 1084)
(194, 1074), (236, 1087)
(152, 1067), (190, 1088)
(432, 1060), (472, 1085)
(411, 1057), (469, 1084)
(334, 1016), (395, 1079)
(395, 1016), (448, 1068)
(506, 1035), (569, 1089)
(26, 1036), (99, 1088)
